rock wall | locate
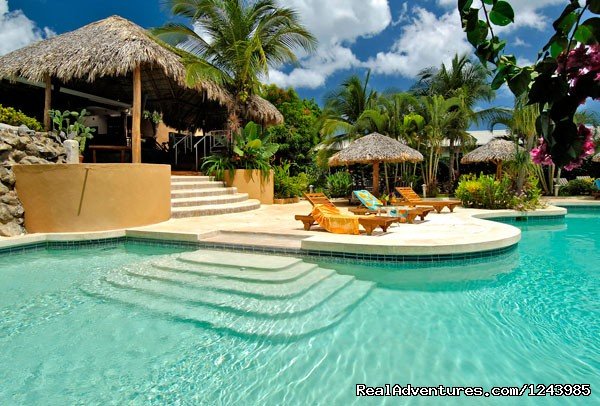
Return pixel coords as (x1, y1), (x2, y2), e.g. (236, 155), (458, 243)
(0, 124), (66, 236)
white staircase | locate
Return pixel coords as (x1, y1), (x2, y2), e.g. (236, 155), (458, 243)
(170, 175), (260, 218)
(82, 250), (374, 340)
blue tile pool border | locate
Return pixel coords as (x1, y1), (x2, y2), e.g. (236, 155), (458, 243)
(0, 235), (519, 264)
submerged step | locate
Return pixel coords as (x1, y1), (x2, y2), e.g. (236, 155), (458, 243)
(82, 277), (373, 340)
(124, 265), (334, 299)
(103, 270), (355, 318)
(152, 260), (317, 284)
(177, 250), (303, 271)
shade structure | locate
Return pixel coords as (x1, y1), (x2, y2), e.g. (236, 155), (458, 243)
(593, 153), (600, 163)
(0, 15), (283, 161)
(461, 138), (524, 179)
(329, 132), (423, 196)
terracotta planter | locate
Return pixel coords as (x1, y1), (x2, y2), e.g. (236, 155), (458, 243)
(273, 196), (300, 204)
(78, 155), (84, 163)
(223, 169), (274, 204)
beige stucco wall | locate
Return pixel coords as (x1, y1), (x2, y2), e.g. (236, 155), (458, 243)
(14, 164), (171, 233)
(224, 169), (273, 204)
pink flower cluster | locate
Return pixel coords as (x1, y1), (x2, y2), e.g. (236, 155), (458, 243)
(556, 44), (600, 104)
(531, 125), (596, 170)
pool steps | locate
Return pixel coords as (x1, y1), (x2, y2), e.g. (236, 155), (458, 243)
(83, 250), (374, 339)
(170, 176), (260, 218)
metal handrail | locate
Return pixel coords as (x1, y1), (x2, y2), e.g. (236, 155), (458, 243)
(172, 133), (192, 165)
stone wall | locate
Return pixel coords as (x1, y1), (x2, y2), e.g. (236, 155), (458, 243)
(0, 124), (65, 236)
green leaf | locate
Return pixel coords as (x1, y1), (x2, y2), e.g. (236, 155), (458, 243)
(535, 57), (558, 75)
(557, 11), (578, 34)
(467, 20), (489, 46)
(489, 1), (514, 26)
(458, 0), (474, 12)
(482, 0), (494, 4)
(550, 37), (568, 58)
(528, 75), (569, 104)
(507, 68), (532, 97)
(574, 18), (600, 44)
(589, 0), (600, 14)
(461, 8), (480, 31)
(246, 139), (262, 149)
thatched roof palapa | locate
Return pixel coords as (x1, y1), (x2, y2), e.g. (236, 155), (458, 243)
(0, 16), (229, 105)
(329, 132), (423, 166)
(0, 15), (283, 130)
(461, 138), (523, 164)
(245, 95), (284, 126)
(328, 132), (422, 196)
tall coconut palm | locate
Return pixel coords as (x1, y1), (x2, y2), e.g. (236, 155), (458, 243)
(414, 54), (496, 182)
(417, 95), (461, 193)
(155, 0), (317, 123)
(319, 70), (377, 142)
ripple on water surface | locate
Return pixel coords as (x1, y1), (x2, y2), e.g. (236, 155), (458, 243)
(0, 212), (598, 405)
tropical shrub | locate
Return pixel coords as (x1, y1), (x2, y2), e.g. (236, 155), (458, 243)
(49, 109), (96, 153)
(274, 162), (309, 198)
(560, 178), (596, 196)
(326, 171), (353, 198)
(201, 121), (279, 180)
(0, 105), (42, 131)
(455, 173), (542, 210)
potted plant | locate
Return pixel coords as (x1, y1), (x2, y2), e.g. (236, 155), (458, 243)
(143, 110), (162, 137)
(201, 121), (279, 203)
(49, 109), (95, 162)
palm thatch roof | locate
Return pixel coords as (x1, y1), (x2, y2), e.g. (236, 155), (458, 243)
(328, 133), (423, 166)
(245, 95), (284, 126)
(0, 16), (229, 103)
(593, 152), (600, 163)
(461, 138), (523, 164)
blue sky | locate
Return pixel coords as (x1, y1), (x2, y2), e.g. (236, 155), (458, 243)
(1, 0), (598, 116)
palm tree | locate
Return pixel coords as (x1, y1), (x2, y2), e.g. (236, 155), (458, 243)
(418, 95), (461, 193)
(319, 70), (377, 142)
(414, 54), (496, 182)
(155, 0), (317, 123)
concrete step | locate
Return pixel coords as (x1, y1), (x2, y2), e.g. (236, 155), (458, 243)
(171, 175), (213, 182)
(171, 193), (249, 208)
(170, 181), (226, 190)
(171, 187), (238, 199)
(170, 199), (260, 218)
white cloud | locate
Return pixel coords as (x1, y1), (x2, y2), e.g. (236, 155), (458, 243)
(267, 0), (391, 88)
(514, 37), (531, 47)
(266, 44), (360, 88)
(437, 0), (564, 31)
(0, 0), (54, 55)
(364, 7), (472, 78)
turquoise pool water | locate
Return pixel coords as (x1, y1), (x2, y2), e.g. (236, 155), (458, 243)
(0, 210), (598, 405)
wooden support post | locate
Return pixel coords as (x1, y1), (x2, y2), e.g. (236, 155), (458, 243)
(43, 74), (51, 131)
(132, 65), (142, 163)
(372, 161), (380, 196)
(496, 161), (503, 180)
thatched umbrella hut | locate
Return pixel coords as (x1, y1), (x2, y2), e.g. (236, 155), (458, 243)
(593, 152), (600, 163)
(0, 15), (282, 162)
(329, 132), (423, 196)
(461, 138), (523, 179)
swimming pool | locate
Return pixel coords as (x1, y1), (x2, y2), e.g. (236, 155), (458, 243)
(0, 209), (598, 404)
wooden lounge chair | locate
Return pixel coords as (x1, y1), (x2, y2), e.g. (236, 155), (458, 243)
(351, 190), (433, 223)
(295, 197), (398, 235)
(395, 187), (461, 213)
(294, 212), (397, 235)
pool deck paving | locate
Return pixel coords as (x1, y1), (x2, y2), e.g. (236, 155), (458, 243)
(2, 197), (593, 258)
